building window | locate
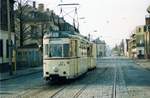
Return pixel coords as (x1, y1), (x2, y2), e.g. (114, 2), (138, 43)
(148, 25), (150, 32)
(139, 28), (141, 32)
(6, 40), (13, 58)
(18, 52), (21, 56)
(6, 40), (9, 58)
(144, 26), (147, 32)
(0, 40), (3, 57)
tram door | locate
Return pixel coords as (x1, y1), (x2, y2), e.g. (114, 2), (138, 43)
(70, 40), (78, 76)
(87, 45), (92, 69)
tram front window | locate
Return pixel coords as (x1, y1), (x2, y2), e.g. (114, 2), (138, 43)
(49, 44), (62, 57)
(49, 44), (69, 57)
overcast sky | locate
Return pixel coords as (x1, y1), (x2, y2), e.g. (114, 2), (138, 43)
(36, 0), (150, 48)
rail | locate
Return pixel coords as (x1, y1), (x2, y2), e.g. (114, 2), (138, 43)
(111, 65), (117, 98)
(49, 68), (108, 98)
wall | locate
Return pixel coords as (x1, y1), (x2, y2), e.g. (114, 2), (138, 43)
(16, 48), (42, 69)
(0, 30), (15, 72)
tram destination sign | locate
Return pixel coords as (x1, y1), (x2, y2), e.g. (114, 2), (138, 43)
(49, 32), (59, 38)
(45, 31), (75, 38)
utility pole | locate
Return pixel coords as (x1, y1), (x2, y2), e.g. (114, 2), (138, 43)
(7, 0), (13, 75)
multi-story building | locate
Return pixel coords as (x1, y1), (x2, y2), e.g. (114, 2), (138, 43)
(128, 26), (146, 59)
(144, 14), (150, 59)
(127, 6), (150, 59)
(15, 2), (78, 68)
(15, 2), (71, 47)
(15, 2), (61, 68)
(128, 32), (136, 58)
(0, 0), (15, 72)
(93, 38), (106, 57)
(135, 26), (145, 59)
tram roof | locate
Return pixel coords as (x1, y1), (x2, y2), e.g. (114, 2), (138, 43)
(43, 31), (89, 41)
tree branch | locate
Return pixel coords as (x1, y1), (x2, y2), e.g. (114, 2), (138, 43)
(22, 25), (30, 33)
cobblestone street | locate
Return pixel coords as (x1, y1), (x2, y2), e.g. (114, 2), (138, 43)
(0, 57), (150, 98)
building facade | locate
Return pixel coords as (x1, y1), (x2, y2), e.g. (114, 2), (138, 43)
(93, 38), (106, 57)
(144, 15), (150, 59)
(135, 26), (145, 59)
(16, 44), (42, 69)
(14, 2), (77, 68)
(128, 26), (146, 59)
(0, 0), (15, 72)
(128, 33), (137, 58)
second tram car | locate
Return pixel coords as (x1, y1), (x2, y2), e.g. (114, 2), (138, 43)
(43, 31), (96, 80)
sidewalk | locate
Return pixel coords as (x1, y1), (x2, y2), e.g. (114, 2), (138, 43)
(135, 59), (150, 70)
(0, 66), (42, 81)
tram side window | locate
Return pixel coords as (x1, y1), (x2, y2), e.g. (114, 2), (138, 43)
(63, 44), (69, 57)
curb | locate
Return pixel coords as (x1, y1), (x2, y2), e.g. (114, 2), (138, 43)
(0, 69), (42, 81)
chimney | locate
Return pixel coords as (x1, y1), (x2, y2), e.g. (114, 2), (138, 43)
(145, 15), (150, 25)
(38, 3), (44, 12)
(33, 1), (36, 8)
(46, 8), (50, 12)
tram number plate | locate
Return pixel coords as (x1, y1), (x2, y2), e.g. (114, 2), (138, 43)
(58, 62), (65, 66)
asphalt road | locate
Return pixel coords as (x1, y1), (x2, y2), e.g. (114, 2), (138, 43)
(0, 57), (150, 98)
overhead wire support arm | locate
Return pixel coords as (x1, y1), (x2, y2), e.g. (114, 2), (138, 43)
(58, 3), (80, 6)
(57, 1), (80, 32)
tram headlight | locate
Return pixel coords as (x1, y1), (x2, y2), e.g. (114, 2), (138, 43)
(63, 71), (66, 74)
(46, 72), (49, 75)
(53, 67), (59, 72)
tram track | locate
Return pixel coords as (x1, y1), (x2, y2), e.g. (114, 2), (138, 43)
(1, 65), (109, 98)
(73, 68), (108, 98)
(2, 57), (133, 98)
(50, 67), (108, 98)
(50, 86), (66, 98)
(73, 85), (87, 98)
(111, 59), (130, 98)
(111, 65), (117, 98)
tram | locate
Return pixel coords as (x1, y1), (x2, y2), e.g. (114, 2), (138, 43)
(43, 31), (96, 80)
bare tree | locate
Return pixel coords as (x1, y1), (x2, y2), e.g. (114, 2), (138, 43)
(14, 0), (33, 47)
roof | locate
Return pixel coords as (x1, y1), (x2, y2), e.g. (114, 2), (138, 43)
(93, 38), (105, 44)
(43, 31), (90, 43)
(44, 31), (82, 38)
